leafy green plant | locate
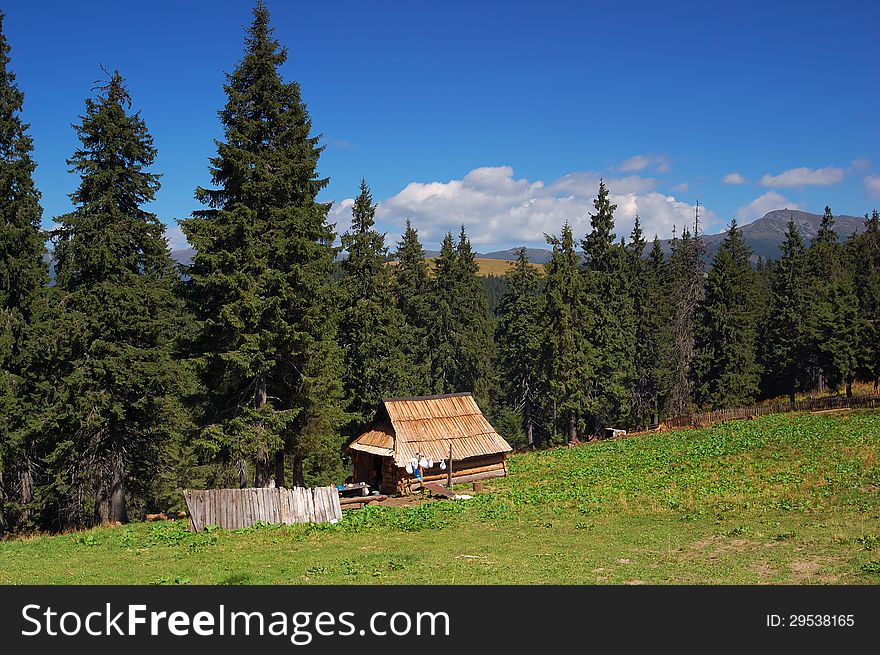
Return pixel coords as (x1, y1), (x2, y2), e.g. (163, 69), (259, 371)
(74, 534), (100, 547)
(861, 562), (880, 575)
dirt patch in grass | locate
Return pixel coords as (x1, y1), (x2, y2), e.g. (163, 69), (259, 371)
(789, 559), (820, 579)
(749, 560), (778, 581)
(788, 557), (842, 583)
(686, 536), (760, 560)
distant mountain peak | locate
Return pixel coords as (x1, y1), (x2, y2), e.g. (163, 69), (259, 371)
(729, 209), (865, 258)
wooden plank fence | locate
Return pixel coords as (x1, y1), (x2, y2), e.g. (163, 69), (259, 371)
(665, 394), (880, 430)
(182, 486), (342, 532)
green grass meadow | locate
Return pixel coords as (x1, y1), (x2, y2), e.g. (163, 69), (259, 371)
(2, 410), (879, 585)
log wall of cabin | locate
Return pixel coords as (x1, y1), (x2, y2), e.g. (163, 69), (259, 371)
(395, 452), (507, 494)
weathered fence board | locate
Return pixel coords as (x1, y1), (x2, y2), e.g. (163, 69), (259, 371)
(182, 490), (205, 532)
(664, 394), (880, 430)
(183, 486), (342, 532)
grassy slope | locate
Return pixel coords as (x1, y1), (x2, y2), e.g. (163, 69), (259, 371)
(387, 257), (544, 277)
(467, 258), (544, 277)
(758, 381), (879, 406)
(2, 411), (879, 585)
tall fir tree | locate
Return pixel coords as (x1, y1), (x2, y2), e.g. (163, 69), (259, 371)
(453, 226), (495, 406)
(180, 2), (345, 489)
(581, 181), (635, 432)
(338, 180), (410, 429)
(804, 206), (859, 395)
(625, 214), (646, 271)
(427, 232), (457, 394)
(763, 219), (810, 402)
(693, 220), (761, 408)
(541, 222), (593, 443)
(753, 252), (771, 399)
(427, 227), (494, 406)
(495, 248), (544, 446)
(850, 210), (880, 390)
(629, 227), (671, 428)
(0, 12), (47, 535)
(42, 70), (186, 527)
(647, 236), (673, 420)
(393, 219), (432, 394)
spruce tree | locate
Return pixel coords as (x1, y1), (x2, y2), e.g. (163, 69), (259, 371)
(763, 219), (809, 402)
(851, 210), (880, 390)
(180, 2), (344, 488)
(693, 220), (761, 408)
(495, 248), (544, 446)
(541, 222), (593, 443)
(625, 214), (646, 271)
(453, 226), (495, 405)
(629, 227), (671, 428)
(0, 12), (47, 534)
(427, 232), (457, 394)
(804, 207), (859, 395)
(42, 70), (186, 527)
(393, 219), (432, 394)
(753, 253), (774, 357)
(427, 227), (494, 405)
(581, 181), (635, 432)
(647, 237), (673, 420)
(582, 181), (618, 272)
(338, 180), (410, 428)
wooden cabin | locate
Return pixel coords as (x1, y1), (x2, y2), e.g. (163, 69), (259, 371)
(347, 393), (513, 495)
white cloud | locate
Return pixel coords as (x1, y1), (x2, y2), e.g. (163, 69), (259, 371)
(736, 191), (800, 221)
(164, 224), (189, 251)
(723, 172), (746, 185)
(614, 154), (671, 174)
(759, 166), (844, 188)
(672, 182), (689, 192)
(331, 166), (717, 250)
(851, 158), (871, 172)
(328, 197), (355, 230)
(550, 172), (656, 196)
(865, 174), (880, 199)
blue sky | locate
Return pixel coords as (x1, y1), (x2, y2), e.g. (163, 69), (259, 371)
(5, 0), (879, 251)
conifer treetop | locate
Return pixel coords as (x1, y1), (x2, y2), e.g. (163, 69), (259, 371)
(583, 180), (619, 273)
(55, 68), (166, 289)
(816, 205), (838, 244)
(196, 0), (327, 213)
(0, 9), (45, 316)
(628, 213), (646, 257)
(781, 218), (806, 259)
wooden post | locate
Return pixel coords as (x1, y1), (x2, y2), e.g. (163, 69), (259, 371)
(447, 443), (453, 487)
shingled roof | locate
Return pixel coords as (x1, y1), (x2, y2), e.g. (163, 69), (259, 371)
(347, 393), (512, 467)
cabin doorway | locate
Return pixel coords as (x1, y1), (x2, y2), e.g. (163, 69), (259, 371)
(353, 452), (384, 491)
